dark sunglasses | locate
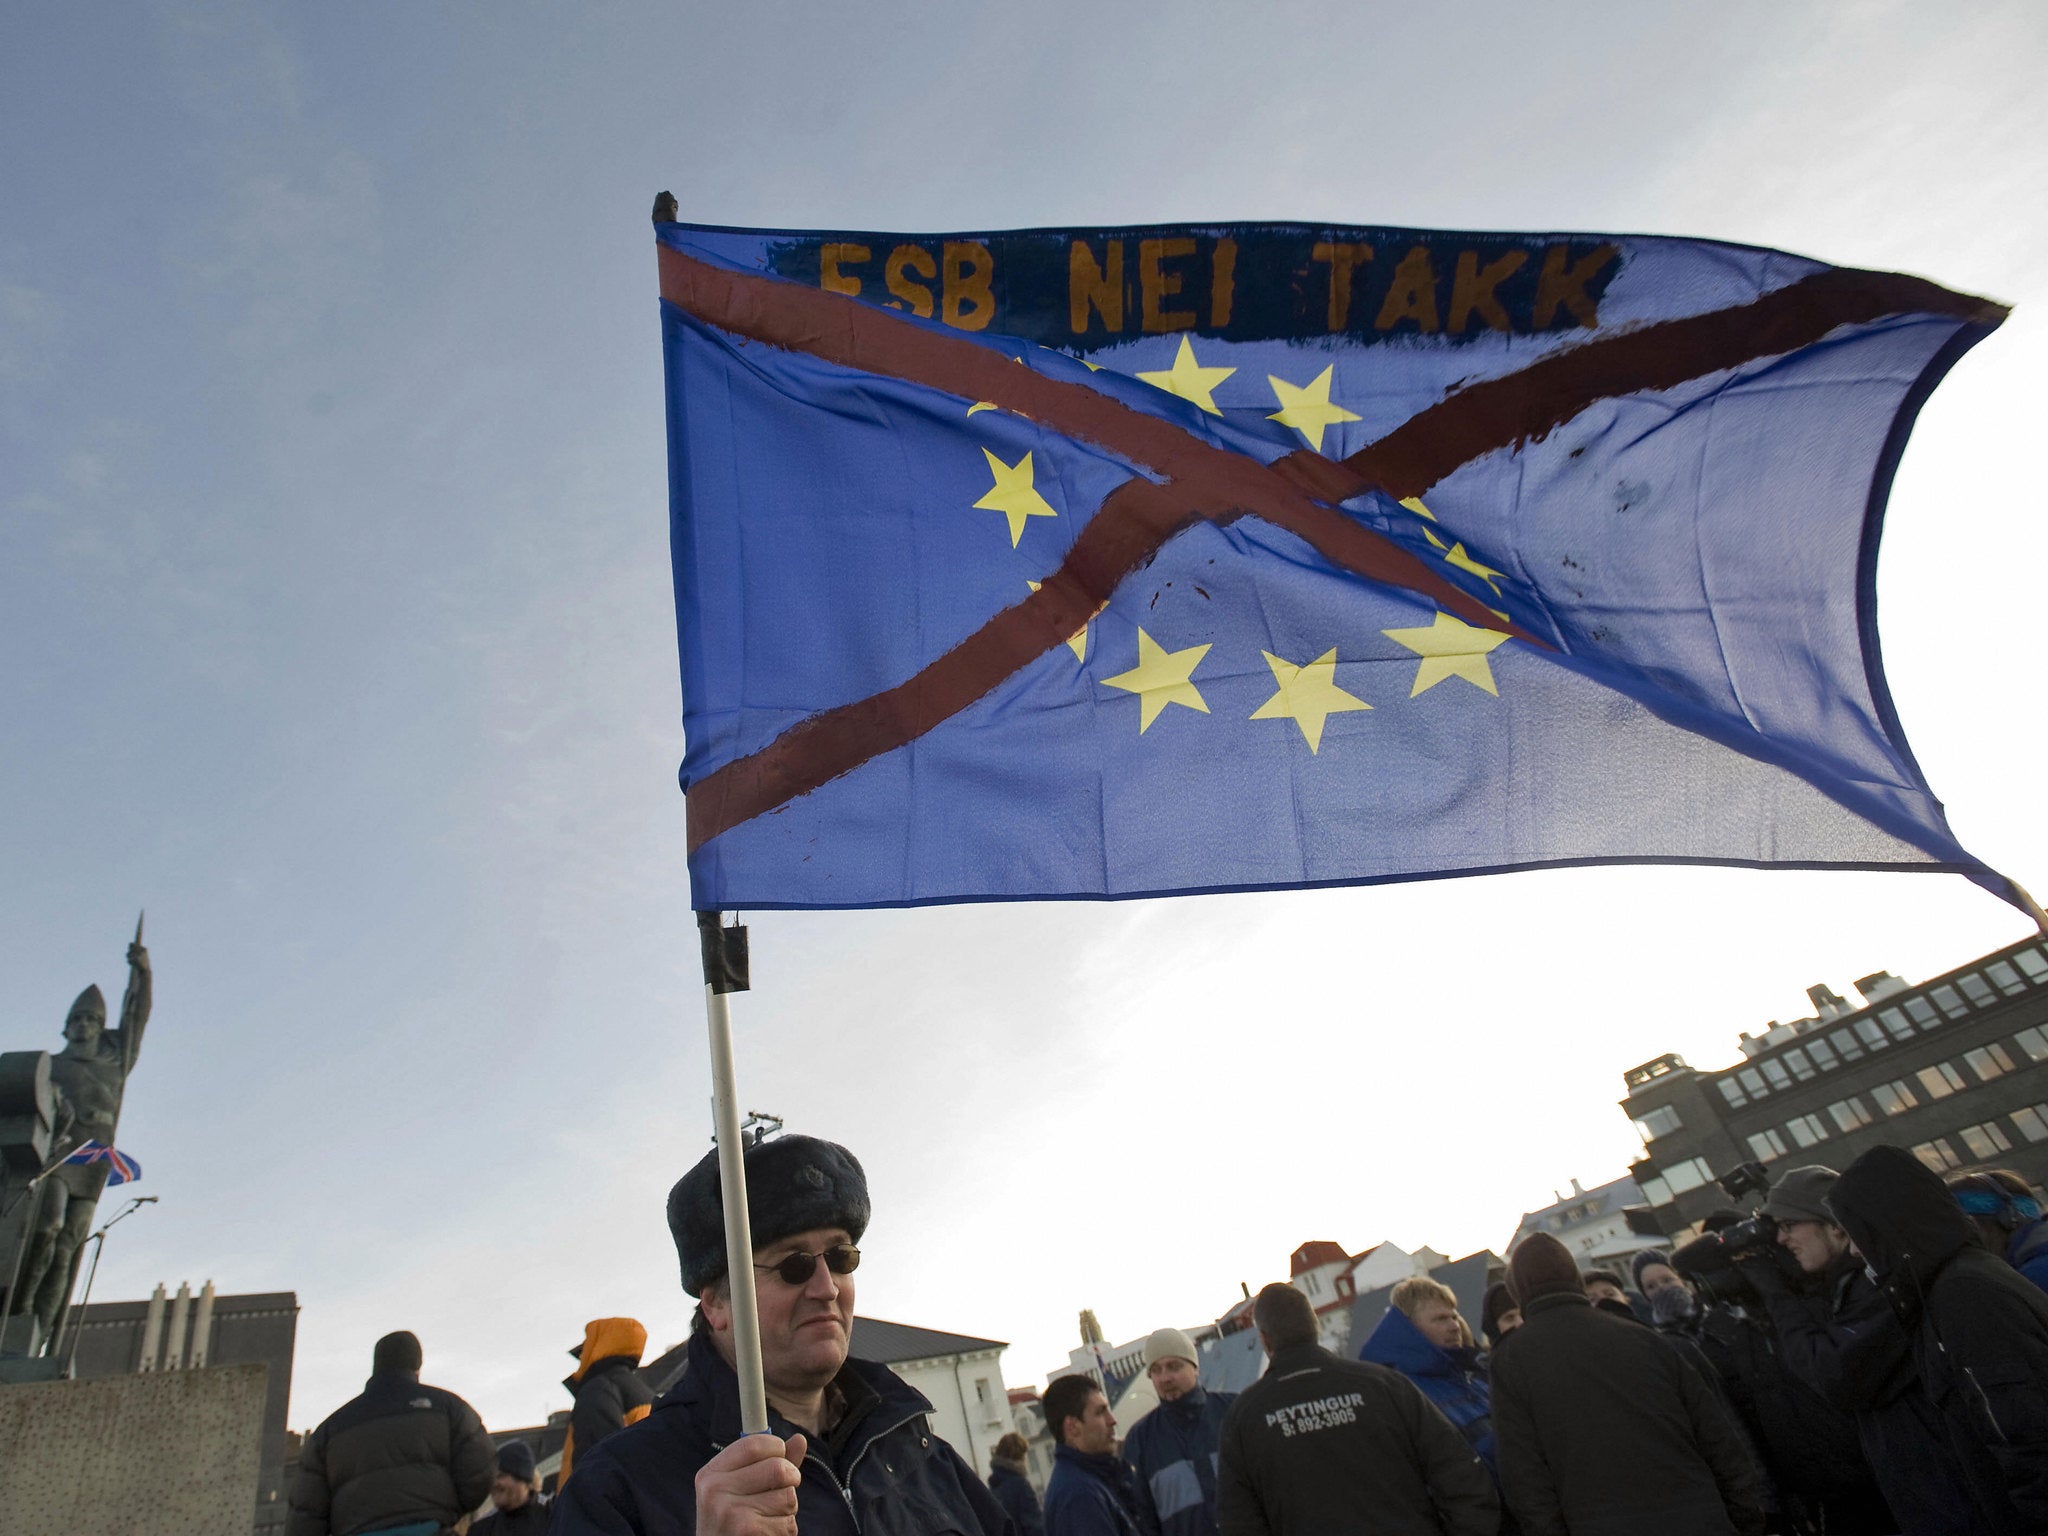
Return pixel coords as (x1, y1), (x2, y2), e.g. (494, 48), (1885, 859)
(753, 1244), (861, 1286)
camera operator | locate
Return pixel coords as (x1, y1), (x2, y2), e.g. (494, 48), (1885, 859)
(1822, 1145), (2048, 1534)
(1672, 1174), (1889, 1534)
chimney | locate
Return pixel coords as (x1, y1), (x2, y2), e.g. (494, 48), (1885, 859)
(188, 1281), (216, 1369)
(1570, 1178), (1584, 1196)
(1808, 983), (1850, 1018)
(1855, 971), (1908, 1004)
(138, 1283), (166, 1373)
(165, 1281), (191, 1371)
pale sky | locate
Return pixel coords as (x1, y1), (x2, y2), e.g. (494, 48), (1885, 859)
(4, 1), (2045, 1433)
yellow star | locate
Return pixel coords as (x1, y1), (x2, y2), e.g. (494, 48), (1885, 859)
(1135, 336), (1235, 416)
(1249, 649), (1371, 752)
(1025, 580), (1102, 662)
(1382, 611), (1511, 697)
(1266, 366), (1362, 453)
(972, 448), (1059, 547)
(1443, 541), (1505, 594)
(1101, 629), (1212, 732)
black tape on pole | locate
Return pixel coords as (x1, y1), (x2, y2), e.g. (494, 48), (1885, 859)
(697, 911), (751, 994)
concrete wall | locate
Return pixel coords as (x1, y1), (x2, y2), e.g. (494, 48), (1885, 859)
(0, 1362), (267, 1536)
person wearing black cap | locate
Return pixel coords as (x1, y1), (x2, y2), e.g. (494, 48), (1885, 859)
(1488, 1233), (1763, 1536)
(287, 1330), (496, 1536)
(548, 1131), (1010, 1536)
(473, 1441), (553, 1534)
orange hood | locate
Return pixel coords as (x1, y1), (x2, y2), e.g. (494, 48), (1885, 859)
(572, 1316), (647, 1380)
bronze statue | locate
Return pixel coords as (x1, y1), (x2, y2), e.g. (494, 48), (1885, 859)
(11, 922), (151, 1337)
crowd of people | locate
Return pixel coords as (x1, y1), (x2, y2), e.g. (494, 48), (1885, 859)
(283, 1131), (2048, 1535)
(1030, 1147), (2048, 1536)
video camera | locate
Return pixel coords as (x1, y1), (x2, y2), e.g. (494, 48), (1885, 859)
(1669, 1161), (1796, 1307)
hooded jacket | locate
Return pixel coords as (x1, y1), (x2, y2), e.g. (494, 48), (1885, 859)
(1488, 1291), (1764, 1536)
(559, 1318), (654, 1487)
(288, 1370), (497, 1536)
(1121, 1385), (1235, 1536)
(989, 1459), (1045, 1536)
(1357, 1306), (1496, 1472)
(1829, 1144), (2048, 1534)
(1214, 1341), (1498, 1536)
(547, 1325), (1010, 1536)
(2008, 1219), (2048, 1294)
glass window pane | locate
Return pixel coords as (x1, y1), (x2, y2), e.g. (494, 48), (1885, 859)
(1965, 1044), (2015, 1082)
(1913, 1139), (1962, 1173)
(1917, 1063), (1963, 1098)
(1961, 1122), (2013, 1159)
(1988, 960), (2025, 994)
(1873, 1080), (1918, 1116)
(1785, 1047), (1815, 1081)
(1667, 1160), (1708, 1195)
(2015, 948), (2048, 981)
(2016, 1026), (2048, 1063)
(1762, 1059), (1792, 1090)
(1829, 1098), (1872, 1133)
(2011, 1107), (2048, 1144)
(1831, 1028), (1865, 1061)
(1788, 1114), (1829, 1149)
(1741, 1068), (1768, 1096)
(1719, 1078), (1748, 1108)
(1808, 1038), (1838, 1070)
(1930, 987), (1969, 1021)
(1959, 974), (1995, 1006)
(1748, 1131), (1785, 1162)
(1856, 1019), (1888, 1049)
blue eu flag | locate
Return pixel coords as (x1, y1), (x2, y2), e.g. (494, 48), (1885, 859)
(656, 219), (2010, 911)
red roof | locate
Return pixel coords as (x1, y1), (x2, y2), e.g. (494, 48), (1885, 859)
(1290, 1240), (1349, 1275)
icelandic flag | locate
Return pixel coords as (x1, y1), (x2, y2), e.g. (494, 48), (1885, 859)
(64, 1139), (141, 1185)
(655, 218), (2010, 911)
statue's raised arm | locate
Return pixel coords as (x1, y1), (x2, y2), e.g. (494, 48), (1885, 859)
(117, 913), (151, 1077)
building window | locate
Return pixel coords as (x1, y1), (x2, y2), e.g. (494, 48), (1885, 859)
(1761, 1058), (1792, 1091)
(1785, 1047), (1816, 1081)
(1855, 1019), (1888, 1051)
(1828, 1097), (1875, 1133)
(1748, 1129), (1788, 1162)
(1917, 1062), (1966, 1100)
(1906, 996), (1941, 1028)
(1807, 1037), (1839, 1071)
(1988, 960), (2027, 995)
(2016, 1026), (2048, 1063)
(1871, 1080), (1919, 1116)
(1633, 1105), (1684, 1141)
(2012, 1106), (2048, 1144)
(1830, 1027), (1866, 1062)
(2015, 947), (2048, 983)
(1879, 1007), (1914, 1041)
(1959, 973), (1996, 1007)
(1664, 1157), (1714, 1195)
(1718, 1079), (1748, 1109)
(1960, 1121), (2014, 1160)
(1929, 986), (1970, 1021)
(1639, 1174), (1673, 1205)
(1786, 1114), (1830, 1149)
(1965, 1043), (2016, 1082)
(1740, 1067), (1769, 1099)
(1913, 1139), (1964, 1173)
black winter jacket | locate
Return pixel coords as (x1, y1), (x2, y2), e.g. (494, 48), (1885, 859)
(1830, 1143), (2048, 1535)
(563, 1354), (654, 1484)
(989, 1460), (1046, 1536)
(1489, 1292), (1764, 1536)
(547, 1326), (1012, 1536)
(287, 1371), (496, 1536)
(472, 1493), (555, 1535)
(1215, 1342), (1498, 1536)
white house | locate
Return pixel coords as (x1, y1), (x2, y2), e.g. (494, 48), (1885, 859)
(849, 1317), (1013, 1478)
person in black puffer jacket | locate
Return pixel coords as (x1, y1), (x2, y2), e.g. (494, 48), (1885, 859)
(1827, 1144), (2048, 1535)
(472, 1440), (553, 1534)
(288, 1330), (496, 1536)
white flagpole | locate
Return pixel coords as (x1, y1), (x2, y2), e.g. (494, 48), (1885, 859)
(700, 911), (770, 1434)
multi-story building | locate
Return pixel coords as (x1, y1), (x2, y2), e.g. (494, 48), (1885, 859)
(1621, 934), (2048, 1234)
(1506, 1175), (1662, 1266)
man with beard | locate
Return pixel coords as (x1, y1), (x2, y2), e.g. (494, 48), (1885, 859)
(1122, 1327), (1234, 1536)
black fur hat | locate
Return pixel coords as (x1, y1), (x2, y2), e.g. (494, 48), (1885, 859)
(668, 1134), (870, 1295)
